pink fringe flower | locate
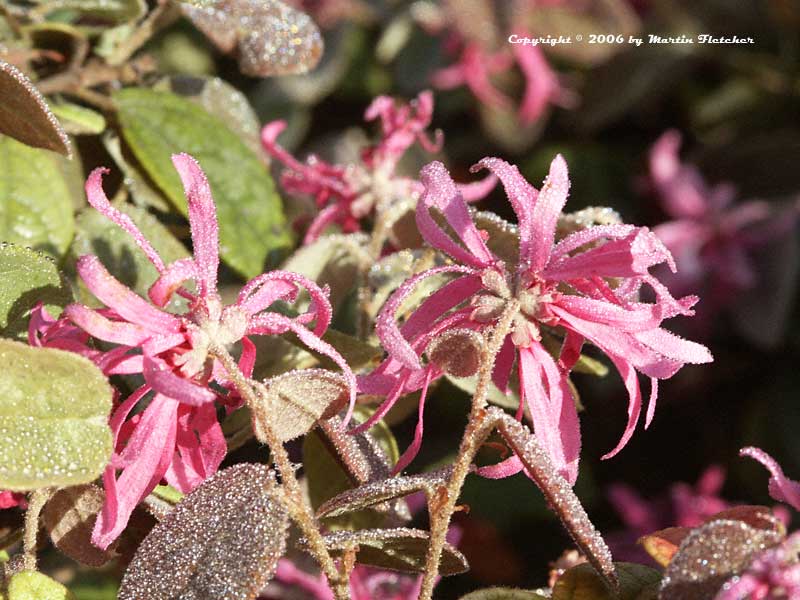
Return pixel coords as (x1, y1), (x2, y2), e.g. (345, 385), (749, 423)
(740, 447), (800, 512)
(0, 491), (25, 510)
(431, 29), (571, 126)
(649, 130), (798, 334)
(360, 155), (712, 481)
(716, 531), (800, 600)
(262, 91), (495, 244)
(58, 154), (354, 550)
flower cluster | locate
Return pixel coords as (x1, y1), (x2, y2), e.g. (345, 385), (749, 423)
(360, 155), (712, 481)
(261, 91), (495, 245)
(32, 154), (354, 550)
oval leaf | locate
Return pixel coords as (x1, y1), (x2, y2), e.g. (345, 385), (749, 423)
(659, 519), (784, 600)
(0, 61), (71, 157)
(256, 368), (348, 442)
(0, 340), (113, 491)
(553, 562), (660, 600)
(115, 88), (291, 277)
(0, 136), (76, 258)
(0, 243), (73, 339)
(119, 463), (289, 600)
(316, 468), (451, 520)
(43, 485), (114, 567)
(460, 589), (550, 600)
(180, 0), (323, 77)
(312, 527), (468, 576)
(6, 571), (75, 600)
(491, 408), (617, 590)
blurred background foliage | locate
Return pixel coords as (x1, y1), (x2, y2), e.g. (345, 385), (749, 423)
(2, 0), (800, 597)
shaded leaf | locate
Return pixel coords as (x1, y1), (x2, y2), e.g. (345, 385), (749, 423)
(115, 88), (291, 277)
(447, 374), (519, 411)
(490, 408), (617, 589)
(659, 519), (784, 600)
(316, 468), (451, 519)
(119, 464), (288, 600)
(30, 0), (146, 21)
(710, 505), (786, 535)
(6, 571), (75, 600)
(0, 61), (71, 157)
(70, 201), (189, 313)
(102, 133), (171, 212)
(0, 244), (73, 340)
(552, 562), (660, 600)
(0, 340), (113, 491)
(460, 589), (550, 600)
(0, 136), (76, 258)
(256, 369), (348, 442)
(312, 527), (468, 575)
(42, 485), (114, 567)
(49, 103), (106, 136)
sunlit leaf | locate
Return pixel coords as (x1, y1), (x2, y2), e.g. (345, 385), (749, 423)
(115, 88), (291, 277)
(638, 527), (689, 568)
(0, 61), (71, 157)
(179, 0), (323, 77)
(29, 0), (146, 22)
(255, 368), (349, 442)
(316, 468), (451, 519)
(659, 519), (784, 600)
(43, 485), (114, 567)
(0, 136), (76, 258)
(0, 244), (72, 340)
(312, 527), (468, 575)
(118, 464), (288, 600)
(491, 408), (617, 589)
(6, 571), (75, 600)
(50, 103), (106, 136)
(0, 340), (113, 491)
(552, 562), (660, 600)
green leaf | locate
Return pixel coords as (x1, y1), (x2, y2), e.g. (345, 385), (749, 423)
(118, 464), (288, 600)
(30, 0), (146, 22)
(0, 135), (76, 258)
(6, 571), (76, 600)
(552, 563), (661, 600)
(0, 61), (71, 157)
(115, 88), (292, 278)
(0, 244), (73, 340)
(50, 103), (106, 136)
(460, 588), (550, 600)
(0, 339), (113, 491)
(315, 527), (468, 575)
(70, 201), (189, 312)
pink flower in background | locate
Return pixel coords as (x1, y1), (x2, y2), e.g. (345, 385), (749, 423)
(262, 91), (495, 244)
(740, 447), (800, 512)
(606, 466), (730, 561)
(58, 154), (354, 550)
(360, 155), (712, 481)
(0, 491), (25, 510)
(648, 131), (798, 341)
(432, 30), (571, 126)
(715, 531), (800, 600)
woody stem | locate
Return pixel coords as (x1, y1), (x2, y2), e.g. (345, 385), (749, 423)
(22, 488), (52, 571)
(210, 344), (351, 600)
(417, 301), (520, 600)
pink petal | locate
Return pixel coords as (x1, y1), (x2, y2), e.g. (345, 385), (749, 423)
(551, 224), (637, 258)
(599, 352), (642, 460)
(417, 161), (496, 268)
(527, 154), (571, 271)
(85, 167), (165, 272)
(143, 356), (218, 406)
(649, 131), (710, 219)
(399, 274), (483, 342)
(633, 328), (713, 365)
(148, 258), (198, 307)
(76, 255), (180, 333)
(304, 204), (350, 244)
(165, 403), (226, 493)
(350, 375), (406, 436)
(512, 38), (559, 126)
(477, 455), (524, 479)
(491, 336), (516, 394)
(376, 266), (478, 370)
(740, 447), (800, 511)
(63, 304), (150, 346)
(457, 171), (498, 203)
(391, 368), (433, 475)
(239, 335), (256, 378)
(93, 395), (179, 549)
(471, 157), (537, 261)
(172, 153), (219, 298)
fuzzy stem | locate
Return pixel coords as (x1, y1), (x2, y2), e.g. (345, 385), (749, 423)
(210, 344), (351, 600)
(22, 489), (52, 571)
(417, 301), (520, 600)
